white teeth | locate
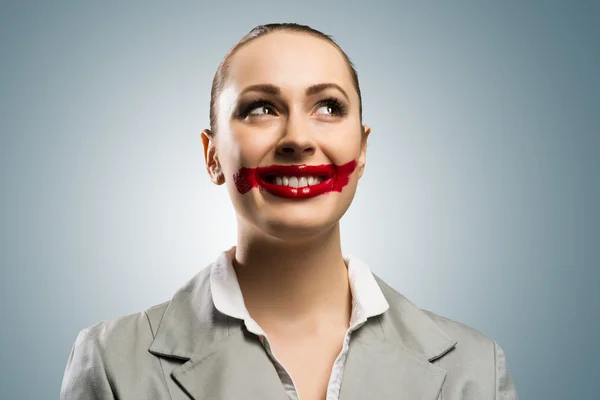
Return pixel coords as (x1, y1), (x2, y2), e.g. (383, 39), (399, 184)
(271, 175), (323, 187)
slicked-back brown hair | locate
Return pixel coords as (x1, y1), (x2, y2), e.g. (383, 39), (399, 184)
(208, 23), (363, 136)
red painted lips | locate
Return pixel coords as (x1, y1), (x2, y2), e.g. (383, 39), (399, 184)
(233, 160), (357, 199)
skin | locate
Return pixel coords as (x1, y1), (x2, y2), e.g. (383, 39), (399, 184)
(201, 31), (371, 352)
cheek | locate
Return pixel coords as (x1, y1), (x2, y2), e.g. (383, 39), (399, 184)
(231, 125), (280, 161)
(219, 133), (263, 174)
(320, 134), (363, 166)
(219, 133), (280, 198)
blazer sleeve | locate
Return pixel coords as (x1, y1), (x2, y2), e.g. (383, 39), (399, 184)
(494, 340), (518, 400)
(60, 329), (116, 400)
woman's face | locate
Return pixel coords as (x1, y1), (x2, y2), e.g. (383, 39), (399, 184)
(203, 31), (370, 241)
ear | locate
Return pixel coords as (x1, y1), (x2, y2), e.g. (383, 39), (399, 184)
(357, 124), (371, 179)
(201, 129), (225, 185)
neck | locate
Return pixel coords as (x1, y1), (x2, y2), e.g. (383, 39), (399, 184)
(233, 222), (352, 336)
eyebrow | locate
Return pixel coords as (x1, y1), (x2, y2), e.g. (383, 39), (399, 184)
(239, 83), (350, 102)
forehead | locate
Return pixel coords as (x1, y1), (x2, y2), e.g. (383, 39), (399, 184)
(227, 31), (354, 94)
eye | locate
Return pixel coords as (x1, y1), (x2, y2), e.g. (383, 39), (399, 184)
(314, 97), (348, 117)
(315, 105), (334, 115)
(240, 99), (278, 118)
(248, 104), (276, 116)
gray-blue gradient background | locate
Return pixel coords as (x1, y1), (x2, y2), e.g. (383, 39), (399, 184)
(1, 1), (598, 398)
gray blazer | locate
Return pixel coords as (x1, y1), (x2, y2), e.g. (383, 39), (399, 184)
(61, 266), (518, 399)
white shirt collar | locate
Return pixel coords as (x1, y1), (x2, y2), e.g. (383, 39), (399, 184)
(210, 246), (390, 336)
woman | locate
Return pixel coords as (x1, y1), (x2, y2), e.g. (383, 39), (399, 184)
(61, 23), (518, 400)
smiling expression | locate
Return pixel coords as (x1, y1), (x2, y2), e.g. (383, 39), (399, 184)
(204, 31), (370, 240)
(233, 160), (357, 199)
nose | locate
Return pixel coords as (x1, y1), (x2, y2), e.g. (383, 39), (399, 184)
(276, 116), (316, 158)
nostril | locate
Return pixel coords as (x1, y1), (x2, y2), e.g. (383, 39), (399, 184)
(277, 143), (315, 156)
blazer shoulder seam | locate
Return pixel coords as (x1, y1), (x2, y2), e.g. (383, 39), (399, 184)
(144, 300), (170, 338)
(144, 310), (155, 339)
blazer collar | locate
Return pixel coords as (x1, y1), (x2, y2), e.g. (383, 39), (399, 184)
(148, 256), (458, 400)
(210, 247), (391, 336)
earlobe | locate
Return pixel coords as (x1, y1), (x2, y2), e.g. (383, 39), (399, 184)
(201, 129), (225, 185)
(212, 166), (225, 185)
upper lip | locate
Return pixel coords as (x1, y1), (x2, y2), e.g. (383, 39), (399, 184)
(256, 164), (335, 179)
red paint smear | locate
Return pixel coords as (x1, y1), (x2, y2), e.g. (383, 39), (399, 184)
(232, 167), (258, 194)
(232, 160), (357, 199)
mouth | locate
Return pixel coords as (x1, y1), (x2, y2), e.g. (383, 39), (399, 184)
(258, 164), (335, 199)
(233, 160), (357, 199)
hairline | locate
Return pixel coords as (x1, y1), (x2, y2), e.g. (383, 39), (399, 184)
(210, 27), (363, 136)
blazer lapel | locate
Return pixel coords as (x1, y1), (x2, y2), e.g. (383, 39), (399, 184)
(338, 317), (449, 400)
(170, 326), (288, 400)
(337, 274), (459, 400)
(147, 265), (288, 400)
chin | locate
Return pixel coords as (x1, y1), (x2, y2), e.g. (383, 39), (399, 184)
(258, 214), (339, 243)
(256, 208), (343, 243)
(234, 187), (357, 243)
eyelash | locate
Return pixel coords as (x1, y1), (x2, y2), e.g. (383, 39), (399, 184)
(239, 97), (348, 118)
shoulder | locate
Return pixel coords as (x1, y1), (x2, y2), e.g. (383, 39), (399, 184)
(75, 262), (214, 347)
(373, 275), (517, 398)
(79, 300), (170, 349)
(60, 301), (172, 399)
(375, 274), (496, 351)
(421, 309), (517, 398)
(66, 300), (171, 369)
(422, 308), (496, 351)
(70, 263), (214, 358)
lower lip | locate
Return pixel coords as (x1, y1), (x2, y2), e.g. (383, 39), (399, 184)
(233, 160), (357, 199)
